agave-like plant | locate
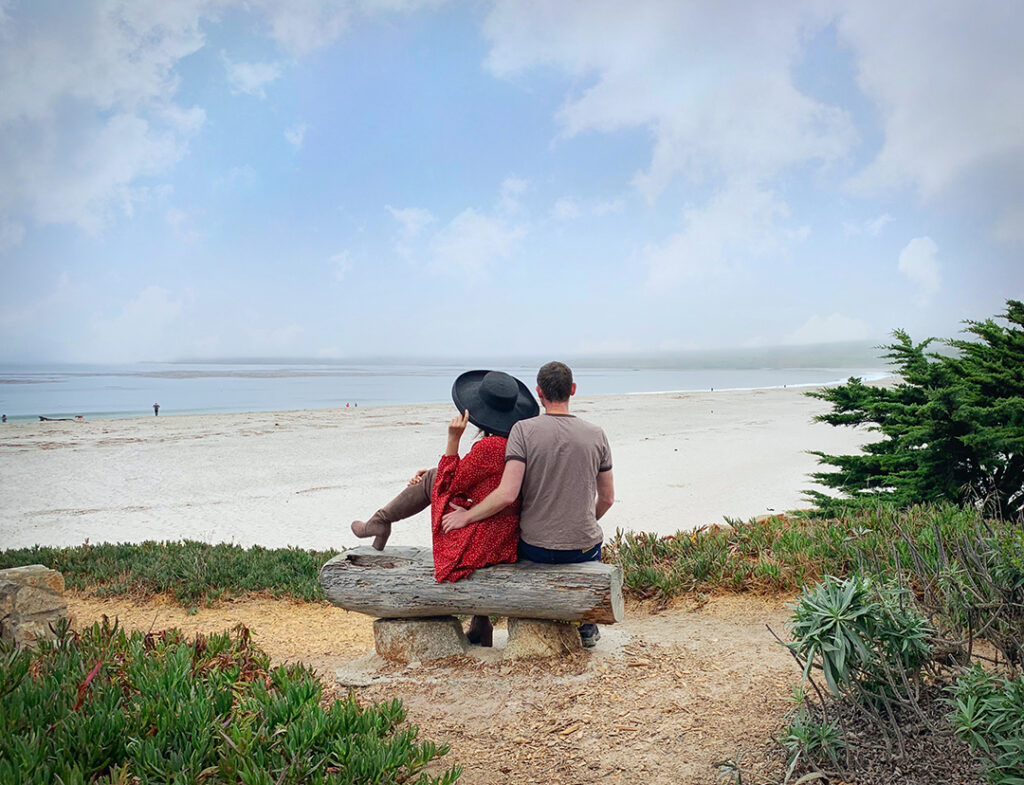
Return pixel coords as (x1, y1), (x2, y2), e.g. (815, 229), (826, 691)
(786, 575), (932, 700)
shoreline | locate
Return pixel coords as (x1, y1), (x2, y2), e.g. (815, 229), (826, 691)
(1, 385), (879, 552)
(1, 371), (894, 424)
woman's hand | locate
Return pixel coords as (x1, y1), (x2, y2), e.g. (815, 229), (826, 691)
(444, 409), (469, 456)
(407, 469), (428, 487)
(448, 409), (469, 440)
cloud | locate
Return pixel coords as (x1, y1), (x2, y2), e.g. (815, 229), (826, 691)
(386, 205), (435, 237)
(0, 271), (74, 330)
(88, 285), (186, 361)
(165, 208), (187, 229)
(222, 51), (283, 98)
(0, 215), (24, 252)
(593, 198), (625, 216)
(248, 0), (354, 56)
(993, 203), (1024, 247)
(838, 3), (1024, 241)
(0, 0), (482, 246)
(165, 207), (201, 242)
(247, 0), (447, 56)
(641, 182), (806, 290)
(284, 122), (308, 148)
(220, 164), (256, 188)
(552, 197), (581, 221)
(897, 236), (940, 303)
(429, 208), (524, 276)
(499, 176), (528, 213)
(483, 1), (855, 202)
(0, 1), (208, 232)
(244, 322), (304, 352)
(785, 313), (871, 345)
(331, 251), (352, 281)
(5, 111), (197, 232)
(843, 213), (893, 237)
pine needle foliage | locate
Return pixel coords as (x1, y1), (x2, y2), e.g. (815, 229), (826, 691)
(807, 299), (1024, 518)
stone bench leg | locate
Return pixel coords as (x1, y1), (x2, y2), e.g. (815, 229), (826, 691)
(373, 616), (468, 662)
(505, 618), (582, 659)
(0, 565), (68, 649)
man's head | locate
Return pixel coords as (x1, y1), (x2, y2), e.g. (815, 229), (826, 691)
(536, 361), (575, 404)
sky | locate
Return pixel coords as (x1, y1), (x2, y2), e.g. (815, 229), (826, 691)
(0, 0), (1021, 364)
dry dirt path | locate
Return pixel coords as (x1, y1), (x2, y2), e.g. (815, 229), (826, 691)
(68, 592), (797, 785)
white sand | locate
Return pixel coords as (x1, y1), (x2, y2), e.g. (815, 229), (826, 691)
(0, 387), (874, 551)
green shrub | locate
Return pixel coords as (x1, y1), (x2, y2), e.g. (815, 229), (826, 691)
(807, 299), (1024, 518)
(0, 619), (459, 785)
(786, 575), (932, 701)
(949, 665), (1024, 784)
(607, 503), (993, 602)
(779, 708), (845, 773)
(0, 540), (340, 606)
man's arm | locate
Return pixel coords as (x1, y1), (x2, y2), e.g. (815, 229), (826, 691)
(440, 460), (525, 533)
(596, 469), (614, 520)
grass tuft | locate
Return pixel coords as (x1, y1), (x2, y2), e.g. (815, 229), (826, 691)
(0, 540), (340, 606)
(605, 503), (1004, 603)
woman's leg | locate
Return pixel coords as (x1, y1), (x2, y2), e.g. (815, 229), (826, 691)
(351, 468), (434, 550)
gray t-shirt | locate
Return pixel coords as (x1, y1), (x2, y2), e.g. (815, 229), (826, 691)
(505, 413), (612, 550)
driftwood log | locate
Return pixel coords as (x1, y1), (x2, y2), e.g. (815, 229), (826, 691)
(320, 546), (623, 624)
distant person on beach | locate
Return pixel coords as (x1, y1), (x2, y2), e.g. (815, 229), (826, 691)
(153, 403), (160, 416)
(441, 361), (614, 648)
(1, 414), (6, 423)
(350, 370), (539, 645)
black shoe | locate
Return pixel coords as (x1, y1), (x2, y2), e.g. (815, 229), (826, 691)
(579, 623), (600, 648)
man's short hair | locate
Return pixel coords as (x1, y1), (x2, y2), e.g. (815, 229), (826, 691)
(537, 361), (573, 402)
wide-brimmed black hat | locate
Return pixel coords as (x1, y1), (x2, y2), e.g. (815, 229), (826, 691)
(452, 370), (539, 438)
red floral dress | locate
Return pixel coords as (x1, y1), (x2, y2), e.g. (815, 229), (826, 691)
(430, 435), (520, 582)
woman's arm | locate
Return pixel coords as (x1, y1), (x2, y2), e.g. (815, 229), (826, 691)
(433, 409), (471, 500)
(445, 409), (469, 456)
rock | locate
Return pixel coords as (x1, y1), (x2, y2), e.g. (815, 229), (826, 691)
(0, 565), (65, 594)
(0, 580), (15, 617)
(505, 618), (582, 659)
(13, 585), (66, 616)
(373, 616), (469, 663)
(0, 565), (68, 648)
(8, 617), (57, 647)
(335, 668), (376, 687)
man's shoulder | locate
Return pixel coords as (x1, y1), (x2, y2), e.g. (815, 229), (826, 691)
(564, 414), (607, 439)
(517, 413), (607, 439)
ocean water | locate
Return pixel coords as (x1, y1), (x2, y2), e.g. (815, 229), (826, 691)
(0, 361), (891, 421)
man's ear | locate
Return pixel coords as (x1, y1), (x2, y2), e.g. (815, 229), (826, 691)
(570, 382), (577, 397)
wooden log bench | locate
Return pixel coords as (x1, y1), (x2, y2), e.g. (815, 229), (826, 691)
(319, 546), (623, 661)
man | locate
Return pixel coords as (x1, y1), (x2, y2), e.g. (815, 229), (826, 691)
(441, 361), (614, 647)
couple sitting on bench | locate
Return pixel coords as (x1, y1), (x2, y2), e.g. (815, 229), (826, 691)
(351, 361), (615, 648)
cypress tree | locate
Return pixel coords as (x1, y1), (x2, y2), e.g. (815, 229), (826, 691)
(807, 299), (1024, 518)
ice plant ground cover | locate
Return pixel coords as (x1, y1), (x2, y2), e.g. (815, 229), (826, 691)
(0, 619), (459, 785)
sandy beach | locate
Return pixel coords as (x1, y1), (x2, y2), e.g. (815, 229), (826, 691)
(0, 386), (874, 551)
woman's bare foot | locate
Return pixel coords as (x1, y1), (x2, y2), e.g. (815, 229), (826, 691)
(350, 520), (391, 551)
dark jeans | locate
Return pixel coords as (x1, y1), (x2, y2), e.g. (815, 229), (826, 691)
(517, 540), (602, 639)
(517, 539), (602, 564)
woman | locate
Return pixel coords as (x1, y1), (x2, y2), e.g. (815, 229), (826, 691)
(350, 370), (539, 643)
